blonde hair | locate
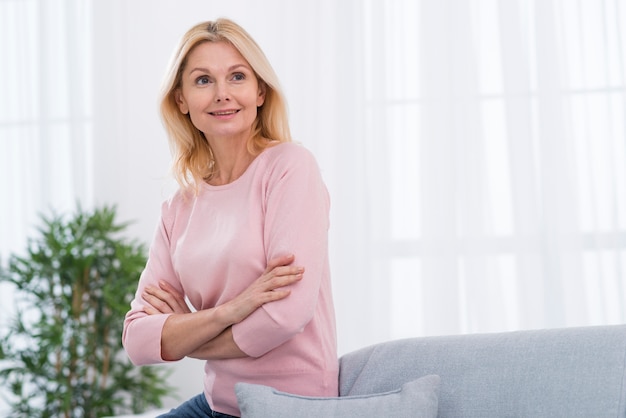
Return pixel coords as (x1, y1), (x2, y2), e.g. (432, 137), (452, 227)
(160, 18), (292, 192)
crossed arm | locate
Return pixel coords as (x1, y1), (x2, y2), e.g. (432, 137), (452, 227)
(141, 254), (303, 361)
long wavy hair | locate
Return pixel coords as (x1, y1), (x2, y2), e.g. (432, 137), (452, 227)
(160, 18), (292, 192)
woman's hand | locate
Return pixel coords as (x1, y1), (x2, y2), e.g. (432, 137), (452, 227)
(141, 253), (301, 323)
(142, 254), (302, 361)
(218, 253), (303, 326)
(142, 280), (192, 315)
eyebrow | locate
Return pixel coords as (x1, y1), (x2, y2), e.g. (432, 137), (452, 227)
(188, 64), (251, 75)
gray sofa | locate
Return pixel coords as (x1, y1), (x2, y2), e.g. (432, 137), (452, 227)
(120, 324), (626, 417)
(338, 324), (626, 417)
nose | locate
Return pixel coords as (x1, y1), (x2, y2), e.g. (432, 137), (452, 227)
(214, 82), (230, 103)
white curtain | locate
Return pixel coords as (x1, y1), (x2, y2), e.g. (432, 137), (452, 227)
(2, 0), (626, 408)
(307, 0), (626, 351)
(0, 0), (93, 318)
(0, 1), (92, 412)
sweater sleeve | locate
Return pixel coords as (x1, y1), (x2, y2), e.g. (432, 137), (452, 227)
(232, 144), (330, 357)
(122, 201), (179, 365)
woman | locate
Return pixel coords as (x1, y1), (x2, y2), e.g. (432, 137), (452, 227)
(122, 18), (338, 417)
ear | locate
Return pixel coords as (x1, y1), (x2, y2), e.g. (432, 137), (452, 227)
(174, 89), (189, 114)
(256, 82), (267, 107)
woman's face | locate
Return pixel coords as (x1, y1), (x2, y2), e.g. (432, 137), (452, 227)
(176, 41), (266, 143)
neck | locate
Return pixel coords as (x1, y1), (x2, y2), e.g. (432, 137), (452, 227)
(206, 136), (255, 186)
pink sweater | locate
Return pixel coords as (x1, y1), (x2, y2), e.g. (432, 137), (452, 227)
(122, 142), (338, 416)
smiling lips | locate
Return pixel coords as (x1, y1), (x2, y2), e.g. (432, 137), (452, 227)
(210, 109), (240, 117)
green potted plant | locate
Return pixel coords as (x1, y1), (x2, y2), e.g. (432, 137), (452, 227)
(0, 205), (173, 418)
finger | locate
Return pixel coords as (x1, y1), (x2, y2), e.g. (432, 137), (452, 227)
(145, 284), (186, 313)
(264, 289), (291, 303)
(143, 305), (160, 315)
(272, 265), (305, 278)
(158, 280), (182, 296)
(142, 291), (174, 314)
(245, 290), (292, 309)
(158, 281), (190, 312)
(265, 271), (303, 290)
(265, 254), (295, 272)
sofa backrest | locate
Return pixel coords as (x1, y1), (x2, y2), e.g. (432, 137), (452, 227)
(338, 325), (626, 417)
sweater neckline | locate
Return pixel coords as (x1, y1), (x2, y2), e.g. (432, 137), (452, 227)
(200, 142), (284, 191)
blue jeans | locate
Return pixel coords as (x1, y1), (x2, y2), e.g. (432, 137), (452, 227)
(156, 394), (238, 418)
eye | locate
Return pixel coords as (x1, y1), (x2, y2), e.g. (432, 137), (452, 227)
(232, 72), (246, 81)
(195, 75), (211, 86)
